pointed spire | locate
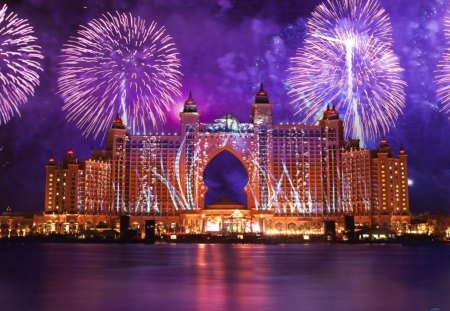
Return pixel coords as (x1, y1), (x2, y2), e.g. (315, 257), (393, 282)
(323, 104), (339, 120)
(185, 90), (194, 103)
(47, 156), (55, 166)
(61, 148), (77, 168)
(323, 105), (330, 120)
(377, 136), (393, 156)
(399, 144), (407, 155)
(183, 91), (197, 112)
(255, 81), (269, 103)
(112, 112), (125, 129)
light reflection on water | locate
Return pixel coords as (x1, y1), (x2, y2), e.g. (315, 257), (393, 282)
(0, 243), (449, 311)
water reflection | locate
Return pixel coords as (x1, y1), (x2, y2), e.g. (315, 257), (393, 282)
(192, 244), (272, 310)
(0, 243), (449, 310)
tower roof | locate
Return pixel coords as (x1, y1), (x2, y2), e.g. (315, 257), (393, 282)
(379, 136), (389, 147)
(112, 113), (126, 129)
(63, 148), (77, 166)
(377, 136), (393, 157)
(255, 82), (269, 103)
(398, 144), (407, 155)
(47, 156), (55, 166)
(183, 91), (197, 112)
(322, 104), (339, 120)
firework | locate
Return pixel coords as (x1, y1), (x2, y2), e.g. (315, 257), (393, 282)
(287, 0), (406, 144)
(58, 12), (182, 138)
(436, 13), (450, 117)
(0, 4), (43, 125)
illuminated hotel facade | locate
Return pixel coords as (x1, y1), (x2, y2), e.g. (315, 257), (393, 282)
(38, 85), (410, 234)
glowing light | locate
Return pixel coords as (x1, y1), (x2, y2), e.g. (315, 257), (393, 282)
(287, 0), (406, 144)
(407, 178), (414, 187)
(206, 220), (221, 232)
(58, 11), (182, 138)
(0, 4), (43, 125)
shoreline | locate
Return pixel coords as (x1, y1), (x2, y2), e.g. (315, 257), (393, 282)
(1, 234), (448, 246)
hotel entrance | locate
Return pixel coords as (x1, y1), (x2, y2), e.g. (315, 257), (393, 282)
(202, 204), (261, 234)
(223, 209), (246, 233)
(203, 197), (247, 234)
(204, 215), (249, 234)
(223, 219), (244, 233)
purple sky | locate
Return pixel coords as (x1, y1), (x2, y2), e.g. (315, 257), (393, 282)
(0, 0), (449, 213)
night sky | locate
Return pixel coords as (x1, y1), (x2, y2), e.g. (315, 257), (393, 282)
(0, 0), (449, 213)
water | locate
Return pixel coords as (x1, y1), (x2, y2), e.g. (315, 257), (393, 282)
(0, 243), (449, 311)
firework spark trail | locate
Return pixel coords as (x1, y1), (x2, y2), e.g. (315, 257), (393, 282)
(58, 11), (182, 138)
(143, 133), (199, 212)
(287, 0), (406, 144)
(436, 12), (450, 117)
(234, 129), (303, 213)
(0, 4), (43, 125)
(135, 140), (151, 213)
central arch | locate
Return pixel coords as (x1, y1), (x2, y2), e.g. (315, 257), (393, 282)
(203, 150), (248, 207)
(194, 132), (259, 210)
(195, 143), (256, 210)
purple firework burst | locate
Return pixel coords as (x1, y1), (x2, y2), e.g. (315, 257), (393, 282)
(58, 11), (182, 138)
(436, 11), (450, 118)
(287, 0), (406, 144)
(0, 4), (43, 125)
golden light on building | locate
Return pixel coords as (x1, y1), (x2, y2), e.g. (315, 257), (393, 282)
(40, 86), (411, 234)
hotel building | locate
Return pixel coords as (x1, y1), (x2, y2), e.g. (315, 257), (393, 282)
(37, 85), (410, 234)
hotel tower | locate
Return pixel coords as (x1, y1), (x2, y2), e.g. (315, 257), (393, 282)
(39, 85), (410, 234)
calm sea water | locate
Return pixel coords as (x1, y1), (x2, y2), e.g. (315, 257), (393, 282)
(0, 243), (449, 311)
